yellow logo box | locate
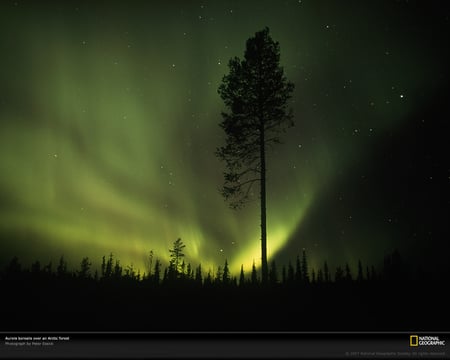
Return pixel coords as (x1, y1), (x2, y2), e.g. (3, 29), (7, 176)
(410, 335), (419, 347)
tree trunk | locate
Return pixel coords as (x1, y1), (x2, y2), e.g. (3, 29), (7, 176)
(260, 124), (268, 284)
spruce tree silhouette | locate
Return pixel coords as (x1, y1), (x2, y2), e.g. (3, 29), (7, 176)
(216, 27), (295, 283)
(195, 264), (202, 285)
(269, 260), (278, 285)
(153, 259), (161, 284)
(186, 263), (192, 280)
(180, 260), (186, 280)
(251, 260), (258, 285)
(144, 250), (154, 278)
(104, 253), (114, 279)
(114, 259), (123, 279)
(101, 255), (106, 278)
(215, 265), (223, 284)
(57, 255), (67, 277)
(239, 264), (245, 286)
(317, 268), (324, 283)
(301, 249), (309, 283)
(324, 261), (330, 283)
(44, 260), (52, 274)
(78, 257), (91, 279)
(115, 261), (124, 279)
(344, 263), (352, 282)
(168, 238), (186, 279)
(287, 261), (295, 284)
(204, 270), (213, 287)
(222, 259), (230, 285)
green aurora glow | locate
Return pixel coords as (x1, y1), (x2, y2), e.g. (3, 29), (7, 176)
(1, 0), (449, 274)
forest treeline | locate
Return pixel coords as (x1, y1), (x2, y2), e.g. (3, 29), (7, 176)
(0, 238), (410, 288)
(1, 238), (448, 332)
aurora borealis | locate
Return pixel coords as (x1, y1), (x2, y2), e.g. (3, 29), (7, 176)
(0, 0), (449, 275)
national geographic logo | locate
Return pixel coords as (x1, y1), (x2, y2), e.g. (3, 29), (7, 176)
(410, 335), (446, 347)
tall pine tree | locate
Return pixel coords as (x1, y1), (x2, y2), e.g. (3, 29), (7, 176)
(216, 27), (294, 283)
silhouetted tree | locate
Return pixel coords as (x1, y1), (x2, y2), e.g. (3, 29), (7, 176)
(44, 261), (52, 274)
(223, 260), (230, 285)
(335, 266), (344, 282)
(345, 263), (352, 282)
(301, 249), (309, 283)
(251, 261), (258, 285)
(144, 250), (154, 278)
(323, 261), (330, 283)
(4, 256), (21, 278)
(287, 261), (295, 284)
(216, 27), (294, 283)
(215, 266), (222, 284)
(282, 265), (287, 284)
(114, 260), (123, 279)
(123, 264), (132, 279)
(269, 260), (278, 285)
(317, 269), (324, 283)
(105, 253), (114, 278)
(204, 270), (213, 287)
(101, 255), (106, 278)
(169, 238), (186, 276)
(78, 257), (91, 279)
(311, 269), (316, 283)
(153, 259), (161, 284)
(195, 264), (203, 285)
(186, 263), (193, 280)
(239, 265), (245, 286)
(180, 260), (186, 279)
(57, 256), (68, 278)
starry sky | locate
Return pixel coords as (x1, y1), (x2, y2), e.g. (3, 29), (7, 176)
(0, 0), (449, 275)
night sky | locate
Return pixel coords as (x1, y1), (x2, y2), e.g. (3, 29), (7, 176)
(1, 0), (449, 275)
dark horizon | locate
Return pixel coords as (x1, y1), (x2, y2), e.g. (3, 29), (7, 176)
(2, 246), (448, 333)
